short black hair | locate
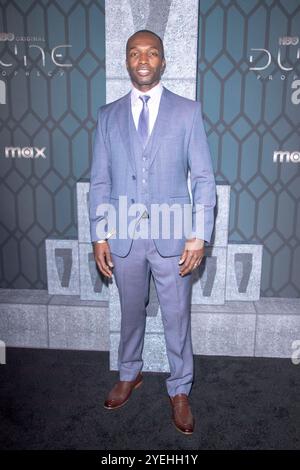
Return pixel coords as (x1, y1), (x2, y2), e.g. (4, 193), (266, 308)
(126, 29), (165, 59)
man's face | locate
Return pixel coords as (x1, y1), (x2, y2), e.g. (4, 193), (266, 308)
(126, 32), (166, 91)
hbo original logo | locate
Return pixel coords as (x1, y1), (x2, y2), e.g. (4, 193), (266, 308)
(0, 32), (14, 41)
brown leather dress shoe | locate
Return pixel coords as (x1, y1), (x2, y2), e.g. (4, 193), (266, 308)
(169, 393), (194, 435)
(104, 373), (143, 410)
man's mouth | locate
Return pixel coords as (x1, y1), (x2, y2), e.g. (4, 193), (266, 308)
(136, 68), (151, 76)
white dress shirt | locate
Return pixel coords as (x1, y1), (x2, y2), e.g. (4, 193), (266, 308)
(131, 81), (163, 136)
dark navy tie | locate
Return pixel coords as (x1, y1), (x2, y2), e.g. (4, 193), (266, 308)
(137, 94), (150, 148)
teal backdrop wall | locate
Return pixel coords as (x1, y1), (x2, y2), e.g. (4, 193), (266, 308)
(196, 0), (300, 297)
(0, 0), (106, 288)
(0, 0), (299, 297)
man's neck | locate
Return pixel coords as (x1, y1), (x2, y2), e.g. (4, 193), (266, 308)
(131, 81), (161, 94)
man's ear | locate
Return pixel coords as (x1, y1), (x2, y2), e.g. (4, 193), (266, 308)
(161, 59), (166, 75)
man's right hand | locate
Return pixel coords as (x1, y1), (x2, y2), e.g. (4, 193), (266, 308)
(93, 242), (114, 278)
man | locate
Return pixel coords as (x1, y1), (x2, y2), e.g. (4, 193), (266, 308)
(89, 29), (216, 435)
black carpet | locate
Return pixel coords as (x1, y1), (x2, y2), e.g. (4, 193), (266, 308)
(0, 347), (299, 450)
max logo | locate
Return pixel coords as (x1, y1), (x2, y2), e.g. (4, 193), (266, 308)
(273, 151), (300, 163)
(5, 147), (47, 158)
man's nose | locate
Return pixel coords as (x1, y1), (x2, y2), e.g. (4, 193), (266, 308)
(139, 53), (149, 64)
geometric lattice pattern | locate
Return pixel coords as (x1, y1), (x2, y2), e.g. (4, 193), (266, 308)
(0, 0), (105, 288)
(1, 0), (299, 299)
(197, 0), (300, 297)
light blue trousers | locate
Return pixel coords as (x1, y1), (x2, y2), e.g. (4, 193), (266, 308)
(110, 234), (194, 397)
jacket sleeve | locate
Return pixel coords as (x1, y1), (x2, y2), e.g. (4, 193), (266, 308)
(187, 101), (216, 243)
(89, 107), (112, 242)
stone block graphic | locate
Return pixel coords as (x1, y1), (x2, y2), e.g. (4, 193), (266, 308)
(77, 180), (91, 243)
(79, 243), (110, 301)
(45, 239), (79, 295)
(225, 244), (263, 301)
(209, 184), (230, 247)
(191, 246), (227, 305)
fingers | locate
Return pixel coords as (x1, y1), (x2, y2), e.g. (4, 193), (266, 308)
(94, 243), (114, 278)
(178, 249), (188, 266)
(179, 249), (204, 276)
(179, 251), (198, 276)
(106, 250), (114, 269)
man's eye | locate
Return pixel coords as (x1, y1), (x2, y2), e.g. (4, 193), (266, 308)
(150, 51), (158, 56)
(130, 52), (138, 57)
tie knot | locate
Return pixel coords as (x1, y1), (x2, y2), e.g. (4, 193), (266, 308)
(139, 94), (150, 105)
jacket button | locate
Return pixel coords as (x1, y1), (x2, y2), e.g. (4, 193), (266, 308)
(132, 175), (136, 180)
(131, 198), (135, 203)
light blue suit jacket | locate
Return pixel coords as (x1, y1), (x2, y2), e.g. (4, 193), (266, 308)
(89, 85), (216, 257)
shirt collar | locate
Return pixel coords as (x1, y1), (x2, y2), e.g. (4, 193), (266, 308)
(131, 81), (163, 105)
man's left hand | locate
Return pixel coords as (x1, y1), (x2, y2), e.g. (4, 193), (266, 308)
(178, 238), (205, 276)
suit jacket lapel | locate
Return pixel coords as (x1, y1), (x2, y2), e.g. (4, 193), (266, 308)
(116, 91), (137, 174)
(147, 86), (172, 169)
